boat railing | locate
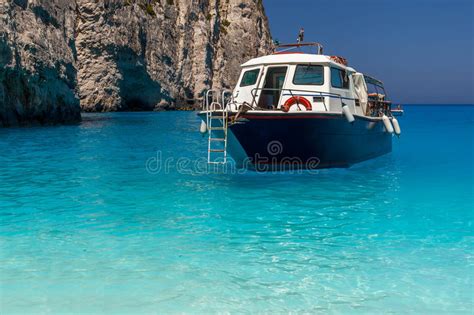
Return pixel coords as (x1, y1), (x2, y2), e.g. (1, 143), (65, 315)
(274, 42), (324, 55)
(249, 87), (350, 112)
(364, 74), (393, 117)
(366, 95), (392, 117)
(221, 90), (233, 109)
(204, 89), (217, 111)
(203, 89), (234, 111)
(207, 87), (392, 117)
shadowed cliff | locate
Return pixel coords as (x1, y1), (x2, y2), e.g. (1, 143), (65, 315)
(0, 0), (81, 127)
(0, 0), (273, 126)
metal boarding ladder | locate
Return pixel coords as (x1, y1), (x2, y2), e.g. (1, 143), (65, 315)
(205, 90), (231, 164)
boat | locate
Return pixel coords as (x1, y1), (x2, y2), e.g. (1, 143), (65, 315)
(198, 42), (401, 170)
(391, 104), (404, 116)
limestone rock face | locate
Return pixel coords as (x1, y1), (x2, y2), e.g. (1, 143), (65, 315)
(0, 0), (81, 126)
(0, 0), (272, 125)
(76, 0), (273, 111)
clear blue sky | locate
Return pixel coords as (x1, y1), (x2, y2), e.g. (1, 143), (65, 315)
(263, 0), (473, 104)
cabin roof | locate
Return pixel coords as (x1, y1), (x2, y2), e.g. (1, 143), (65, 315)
(241, 53), (356, 72)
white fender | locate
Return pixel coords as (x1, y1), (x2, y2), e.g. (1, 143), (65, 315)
(342, 105), (355, 124)
(199, 120), (207, 134)
(382, 115), (394, 133)
(392, 117), (401, 136)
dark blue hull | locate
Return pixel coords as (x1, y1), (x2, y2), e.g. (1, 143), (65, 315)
(200, 112), (392, 170)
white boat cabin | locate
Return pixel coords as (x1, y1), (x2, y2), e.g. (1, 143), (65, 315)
(231, 43), (386, 117)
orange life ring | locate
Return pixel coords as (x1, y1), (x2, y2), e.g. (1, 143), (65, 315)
(282, 96), (312, 112)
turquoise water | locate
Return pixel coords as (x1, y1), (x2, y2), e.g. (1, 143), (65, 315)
(0, 105), (473, 314)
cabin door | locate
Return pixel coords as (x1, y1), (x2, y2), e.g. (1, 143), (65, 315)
(233, 66), (264, 107)
(258, 66), (288, 109)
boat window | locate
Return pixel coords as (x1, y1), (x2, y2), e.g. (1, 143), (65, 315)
(331, 67), (350, 89)
(240, 69), (260, 87)
(293, 65), (324, 85)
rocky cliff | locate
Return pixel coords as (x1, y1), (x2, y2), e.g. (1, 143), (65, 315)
(0, 0), (81, 126)
(0, 0), (273, 126)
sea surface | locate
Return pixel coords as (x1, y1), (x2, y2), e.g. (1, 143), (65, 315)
(0, 105), (473, 314)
